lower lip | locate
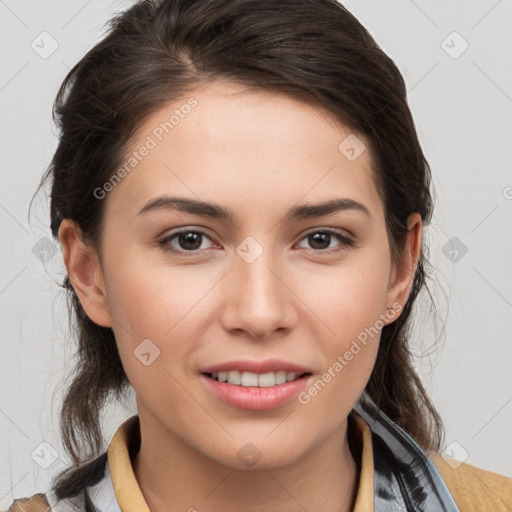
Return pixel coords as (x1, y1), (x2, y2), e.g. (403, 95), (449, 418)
(200, 373), (312, 410)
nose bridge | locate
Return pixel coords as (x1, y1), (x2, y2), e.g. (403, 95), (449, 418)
(224, 234), (294, 336)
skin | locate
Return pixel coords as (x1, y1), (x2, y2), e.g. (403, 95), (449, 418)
(59, 79), (421, 512)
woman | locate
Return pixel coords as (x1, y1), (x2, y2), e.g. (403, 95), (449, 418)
(8, 0), (512, 510)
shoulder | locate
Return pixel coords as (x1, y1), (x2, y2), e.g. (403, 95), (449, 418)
(6, 488), (88, 512)
(6, 493), (51, 512)
(430, 453), (512, 512)
(5, 451), (112, 512)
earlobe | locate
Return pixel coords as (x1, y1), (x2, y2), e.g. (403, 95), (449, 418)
(384, 213), (422, 318)
(58, 219), (113, 328)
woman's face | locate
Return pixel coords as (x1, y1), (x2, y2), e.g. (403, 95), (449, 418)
(61, 79), (419, 469)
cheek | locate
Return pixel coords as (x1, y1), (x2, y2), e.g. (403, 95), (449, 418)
(105, 254), (203, 337)
(297, 281), (385, 417)
(102, 248), (231, 387)
(294, 253), (390, 389)
(296, 251), (391, 334)
(105, 266), (195, 405)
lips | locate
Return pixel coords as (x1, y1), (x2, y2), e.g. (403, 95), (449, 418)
(200, 372), (313, 410)
(200, 358), (313, 376)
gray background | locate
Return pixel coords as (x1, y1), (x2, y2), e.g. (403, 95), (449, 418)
(1, 0), (511, 506)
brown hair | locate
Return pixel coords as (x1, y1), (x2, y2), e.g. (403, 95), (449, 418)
(32, 0), (445, 499)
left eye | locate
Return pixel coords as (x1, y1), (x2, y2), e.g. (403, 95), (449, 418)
(158, 228), (354, 255)
(296, 229), (355, 253)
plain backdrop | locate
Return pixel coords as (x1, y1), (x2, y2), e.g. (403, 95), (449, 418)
(1, 0), (511, 506)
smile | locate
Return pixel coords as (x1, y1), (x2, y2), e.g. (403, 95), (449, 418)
(204, 370), (311, 387)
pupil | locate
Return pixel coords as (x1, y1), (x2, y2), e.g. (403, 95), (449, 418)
(180, 232), (202, 250)
(310, 232), (330, 250)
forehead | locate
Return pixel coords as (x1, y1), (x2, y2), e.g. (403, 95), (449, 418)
(104, 80), (382, 224)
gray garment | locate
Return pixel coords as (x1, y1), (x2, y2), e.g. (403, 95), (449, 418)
(354, 392), (459, 511)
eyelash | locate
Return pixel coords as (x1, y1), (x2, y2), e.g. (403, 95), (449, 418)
(157, 228), (356, 257)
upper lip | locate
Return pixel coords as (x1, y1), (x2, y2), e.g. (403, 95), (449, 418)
(201, 359), (312, 375)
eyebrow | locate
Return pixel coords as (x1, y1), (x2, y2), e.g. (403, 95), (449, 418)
(137, 196), (373, 221)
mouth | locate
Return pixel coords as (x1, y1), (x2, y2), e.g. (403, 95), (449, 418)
(200, 370), (314, 410)
(202, 370), (313, 388)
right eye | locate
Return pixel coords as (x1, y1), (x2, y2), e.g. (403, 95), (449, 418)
(158, 228), (216, 255)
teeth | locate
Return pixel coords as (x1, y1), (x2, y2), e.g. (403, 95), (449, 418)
(211, 370), (302, 387)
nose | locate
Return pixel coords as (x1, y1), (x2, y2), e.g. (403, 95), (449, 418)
(220, 246), (297, 339)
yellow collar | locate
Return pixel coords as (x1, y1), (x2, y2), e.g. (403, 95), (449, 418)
(107, 413), (375, 512)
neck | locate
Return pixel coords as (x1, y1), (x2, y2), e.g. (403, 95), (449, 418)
(131, 412), (360, 512)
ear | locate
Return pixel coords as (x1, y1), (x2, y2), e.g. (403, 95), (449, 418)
(384, 213), (422, 316)
(58, 219), (113, 328)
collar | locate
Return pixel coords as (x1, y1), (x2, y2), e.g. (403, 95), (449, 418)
(353, 392), (460, 511)
(48, 393), (460, 511)
(102, 410), (375, 512)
